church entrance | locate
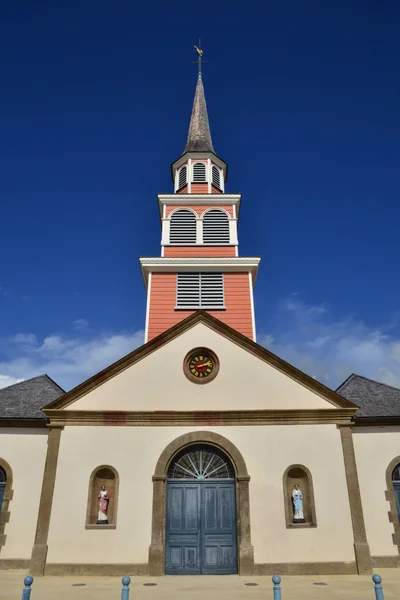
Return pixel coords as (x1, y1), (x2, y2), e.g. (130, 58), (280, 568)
(165, 445), (237, 575)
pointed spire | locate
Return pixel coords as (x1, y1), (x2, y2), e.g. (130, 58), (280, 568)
(184, 72), (215, 154)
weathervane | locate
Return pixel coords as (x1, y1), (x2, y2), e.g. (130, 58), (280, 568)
(192, 39), (208, 74)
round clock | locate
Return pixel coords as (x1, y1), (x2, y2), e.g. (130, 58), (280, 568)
(184, 348), (219, 384)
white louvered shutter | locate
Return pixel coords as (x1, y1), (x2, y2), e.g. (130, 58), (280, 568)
(176, 273), (224, 308)
(193, 162), (206, 182)
(203, 209), (230, 244)
(169, 210), (196, 244)
(178, 166), (187, 189)
(212, 166), (221, 189)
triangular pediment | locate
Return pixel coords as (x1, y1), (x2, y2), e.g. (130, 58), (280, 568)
(44, 312), (356, 421)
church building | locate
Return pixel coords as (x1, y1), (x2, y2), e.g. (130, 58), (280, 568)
(1, 69), (400, 577)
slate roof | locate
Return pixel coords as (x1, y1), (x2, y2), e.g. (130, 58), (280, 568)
(183, 73), (215, 154)
(337, 374), (400, 418)
(0, 375), (65, 421)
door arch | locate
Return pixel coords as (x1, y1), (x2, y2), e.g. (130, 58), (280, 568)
(148, 431), (254, 576)
(166, 444), (237, 574)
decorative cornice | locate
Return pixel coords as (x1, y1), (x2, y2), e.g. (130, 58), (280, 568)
(44, 408), (355, 427)
(158, 194), (241, 218)
(139, 256), (261, 288)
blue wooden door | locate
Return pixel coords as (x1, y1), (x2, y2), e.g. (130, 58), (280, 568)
(166, 480), (237, 574)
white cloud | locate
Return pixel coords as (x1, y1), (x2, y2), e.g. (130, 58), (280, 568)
(72, 318), (89, 331)
(0, 329), (144, 391)
(259, 295), (400, 389)
(12, 333), (38, 345)
(0, 375), (24, 388)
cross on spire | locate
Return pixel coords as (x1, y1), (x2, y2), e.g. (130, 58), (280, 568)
(192, 39), (209, 75)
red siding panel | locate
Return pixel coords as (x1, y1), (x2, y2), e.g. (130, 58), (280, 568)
(148, 272), (253, 341)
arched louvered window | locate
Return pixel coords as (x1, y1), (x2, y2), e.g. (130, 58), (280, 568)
(193, 162), (206, 182)
(212, 166), (221, 189)
(169, 209), (197, 244)
(0, 467), (6, 514)
(203, 209), (230, 244)
(178, 166), (187, 189)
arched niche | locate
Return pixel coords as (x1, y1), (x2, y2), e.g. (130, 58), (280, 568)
(0, 459), (13, 553)
(85, 465), (119, 529)
(385, 456), (400, 556)
(283, 464), (317, 528)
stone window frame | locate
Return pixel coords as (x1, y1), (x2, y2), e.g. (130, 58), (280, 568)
(0, 459), (13, 552)
(283, 464), (317, 529)
(385, 456), (400, 554)
(148, 431), (254, 576)
(85, 465), (119, 530)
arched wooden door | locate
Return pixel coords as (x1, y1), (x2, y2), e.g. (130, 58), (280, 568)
(165, 445), (237, 575)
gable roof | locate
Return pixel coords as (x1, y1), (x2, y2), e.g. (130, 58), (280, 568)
(337, 374), (400, 419)
(44, 311), (356, 412)
(0, 375), (65, 422)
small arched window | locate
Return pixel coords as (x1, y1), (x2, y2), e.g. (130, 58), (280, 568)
(178, 166), (187, 189)
(203, 209), (230, 244)
(0, 467), (6, 513)
(392, 464), (400, 520)
(86, 465), (119, 528)
(170, 209), (197, 244)
(283, 465), (317, 528)
(212, 166), (221, 189)
(193, 162), (206, 182)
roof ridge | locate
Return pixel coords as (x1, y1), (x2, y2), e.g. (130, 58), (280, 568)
(337, 372), (400, 394)
(0, 373), (65, 394)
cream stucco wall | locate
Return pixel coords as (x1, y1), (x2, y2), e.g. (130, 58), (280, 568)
(69, 324), (334, 412)
(47, 424), (354, 565)
(0, 428), (48, 559)
(353, 426), (400, 558)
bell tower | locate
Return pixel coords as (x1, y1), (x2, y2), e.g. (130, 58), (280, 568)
(140, 59), (260, 342)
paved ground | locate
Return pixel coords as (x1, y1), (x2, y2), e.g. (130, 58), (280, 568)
(0, 569), (398, 600)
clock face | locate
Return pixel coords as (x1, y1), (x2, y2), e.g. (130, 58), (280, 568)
(189, 354), (214, 379)
(184, 348), (219, 384)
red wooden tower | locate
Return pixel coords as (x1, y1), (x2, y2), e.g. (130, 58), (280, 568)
(140, 71), (260, 342)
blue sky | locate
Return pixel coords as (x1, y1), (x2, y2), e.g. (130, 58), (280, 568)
(1, 1), (400, 391)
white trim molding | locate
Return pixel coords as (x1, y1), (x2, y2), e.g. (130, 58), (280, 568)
(249, 271), (257, 342)
(139, 256), (261, 289)
(158, 194), (242, 218)
(144, 273), (152, 343)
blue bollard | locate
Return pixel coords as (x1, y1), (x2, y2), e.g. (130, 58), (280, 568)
(121, 576), (131, 600)
(22, 576), (34, 600)
(272, 575), (282, 600)
(372, 574), (384, 600)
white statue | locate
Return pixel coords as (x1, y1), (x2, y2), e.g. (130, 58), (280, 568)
(292, 484), (305, 523)
(97, 485), (110, 524)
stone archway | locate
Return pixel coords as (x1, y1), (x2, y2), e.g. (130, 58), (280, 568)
(148, 431), (254, 576)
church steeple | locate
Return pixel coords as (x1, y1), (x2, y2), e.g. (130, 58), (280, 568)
(171, 68), (227, 194)
(184, 73), (215, 154)
(140, 50), (260, 343)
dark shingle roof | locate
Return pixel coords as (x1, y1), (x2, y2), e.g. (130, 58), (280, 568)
(0, 375), (65, 421)
(337, 374), (400, 418)
(184, 73), (215, 154)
